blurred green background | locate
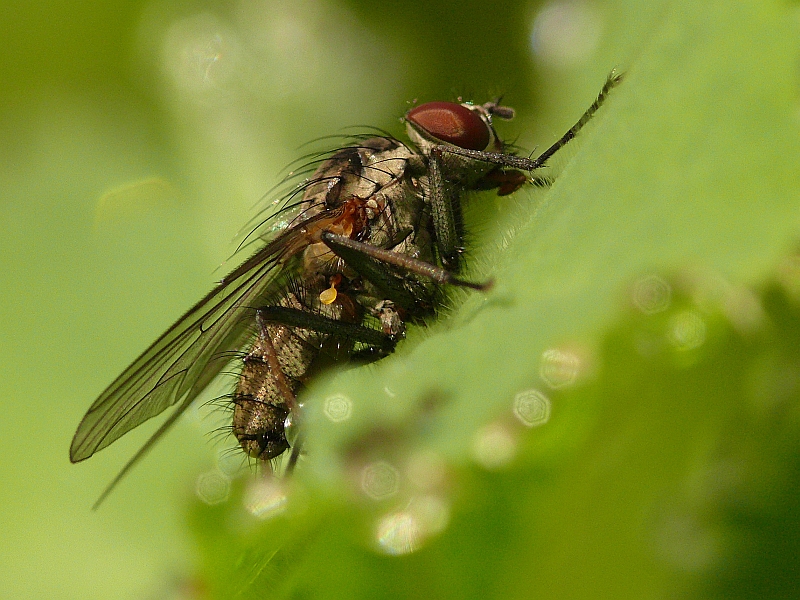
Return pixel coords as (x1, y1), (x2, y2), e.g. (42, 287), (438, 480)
(2, 0), (799, 598)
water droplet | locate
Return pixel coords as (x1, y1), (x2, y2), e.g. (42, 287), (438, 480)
(195, 470), (230, 505)
(513, 389), (552, 427)
(323, 393), (353, 423)
(161, 14), (239, 94)
(361, 461), (401, 500)
(374, 495), (451, 556)
(284, 410), (301, 445)
(375, 511), (420, 555)
(633, 274), (672, 314)
(412, 495), (450, 537)
(668, 310), (706, 351)
(243, 476), (288, 519)
(472, 421), (518, 470)
(530, 0), (604, 68)
(540, 348), (580, 388)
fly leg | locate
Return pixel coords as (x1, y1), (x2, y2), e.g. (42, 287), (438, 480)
(437, 70), (622, 171)
(425, 152), (463, 270)
(257, 305), (397, 353)
(417, 70), (622, 261)
(320, 231), (492, 299)
(434, 70), (624, 187)
(253, 310), (299, 414)
(475, 169), (552, 196)
(423, 149), (552, 263)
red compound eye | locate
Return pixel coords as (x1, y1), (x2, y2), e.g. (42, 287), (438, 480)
(406, 102), (491, 151)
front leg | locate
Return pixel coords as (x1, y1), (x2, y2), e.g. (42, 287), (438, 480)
(320, 232), (490, 292)
(257, 304), (397, 353)
(437, 70), (624, 173)
(473, 168), (549, 196)
(427, 148), (464, 270)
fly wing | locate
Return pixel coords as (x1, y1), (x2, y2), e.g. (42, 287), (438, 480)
(69, 227), (306, 464)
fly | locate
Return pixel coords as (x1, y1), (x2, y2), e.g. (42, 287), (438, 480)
(71, 71), (622, 507)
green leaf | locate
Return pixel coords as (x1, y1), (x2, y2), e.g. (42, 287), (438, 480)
(189, 1), (800, 598)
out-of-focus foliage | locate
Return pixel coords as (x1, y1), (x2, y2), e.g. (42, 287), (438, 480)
(2, 0), (799, 598)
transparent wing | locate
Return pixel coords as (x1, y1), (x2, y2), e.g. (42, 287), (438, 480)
(70, 140), (382, 506)
(69, 223), (316, 465)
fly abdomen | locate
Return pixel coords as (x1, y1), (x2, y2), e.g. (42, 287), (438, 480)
(232, 294), (324, 461)
(232, 333), (295, 461)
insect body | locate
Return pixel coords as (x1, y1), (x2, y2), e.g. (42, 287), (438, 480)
(71, 72), (622, 506)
